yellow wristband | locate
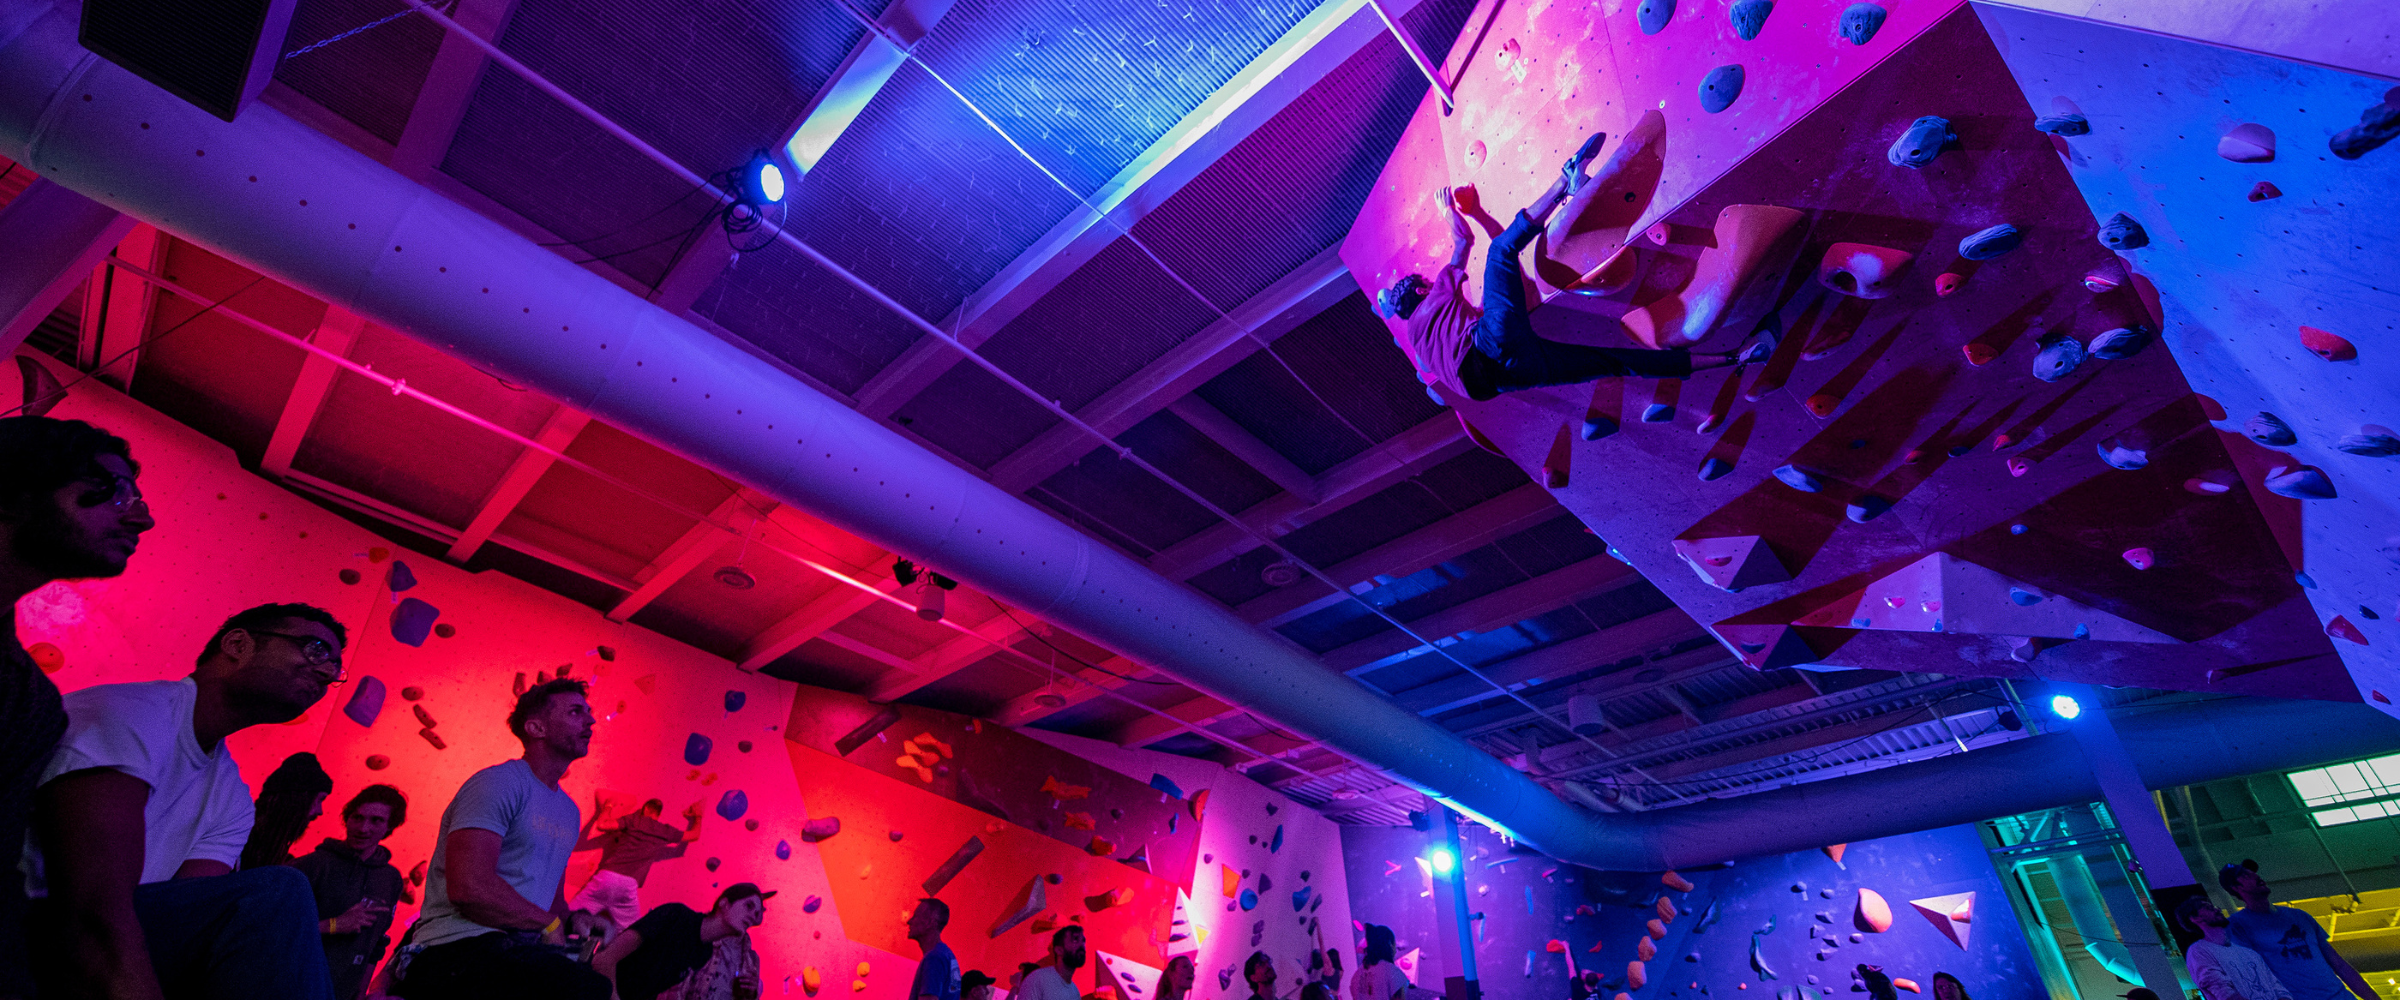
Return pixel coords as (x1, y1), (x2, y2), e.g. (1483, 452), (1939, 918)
(543, 917), (564, 937)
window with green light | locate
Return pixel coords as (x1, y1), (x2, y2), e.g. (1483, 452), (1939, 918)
(2288, 754), (2400, 826)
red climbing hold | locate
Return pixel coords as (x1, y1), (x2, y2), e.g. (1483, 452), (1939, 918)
(1961, 342), (1997, 366)
(2327, 616), (2369, 645)
(2299, 326), (2357, 361)
(1805, 394), (1839, 418)
(365, 754), (390, 770)
(1935, 272), (1966, 297)
(2376, 691), (2392, 705)
(2248, 182), (2281, 202)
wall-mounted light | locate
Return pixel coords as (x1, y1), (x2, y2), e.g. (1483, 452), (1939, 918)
(1426, 846), (1456, 874)
(2049, 693), (2082, 720)
(737, 150), (785, 206)
(893, 558), (957, 622)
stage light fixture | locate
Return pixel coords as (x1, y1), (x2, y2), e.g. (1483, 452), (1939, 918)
(739, 151), (785, 206)
(1427, 847), (1455, 874)
(2049, 693), (2082, 720)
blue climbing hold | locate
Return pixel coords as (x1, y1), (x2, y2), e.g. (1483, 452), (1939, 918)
(1699, 65), (1745, 114)
(1886, 116), (1955, 169)
(724, 690), (747, 713)
(1582, 416), (1619, 440)
(685, 733), (713, 766)
(1730, 0), (1773, 40)
(387, 560), (418, 593)
(1149, 773), (1185, 799)
(1699, 456), (1734, 481)
(715, 789), (749, 821)
(1270, 824), (1285, 853)
(1845, 494), (1893, 523)
(1838, 2), (1886, 44)
(343, 676), (386, 727)
(1240, 889), (1259, 911)
(1637, 0), (1675, 34)
(1772, 465), (1824, 492)
(1957, 224), (2022, 261)
(2088, 326), (2153, 360)
(2098, 213), (2149, 251)
(390, 598), (440, 647)
(2032, 333), (2087, 382)
(2035, 114), (2090, 136)
(2009, 588), (2042, 606)
(777, 840), (793, 861)
(2011, 524), (2028, 535)
(1295, 886), (1315, 911)
(2297, 572), (2318, 589)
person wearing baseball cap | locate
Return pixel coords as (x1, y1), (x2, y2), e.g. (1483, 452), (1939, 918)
(594, 884), (773, 1000)
(2179, 893), (2292, 1000)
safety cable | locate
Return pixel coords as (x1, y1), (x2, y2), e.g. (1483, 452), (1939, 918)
(397, 0), (1696, 802)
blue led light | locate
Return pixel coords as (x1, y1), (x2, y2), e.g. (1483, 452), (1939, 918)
(2049, 694), (2082, 720)
(741, 152), (784, 205)
(1428, 847), (1455, 874)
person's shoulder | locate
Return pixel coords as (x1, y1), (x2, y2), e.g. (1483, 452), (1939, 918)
(63, 677), (186, 715)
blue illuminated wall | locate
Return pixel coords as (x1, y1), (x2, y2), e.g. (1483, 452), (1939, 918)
(1343, 823), (2047, 1000)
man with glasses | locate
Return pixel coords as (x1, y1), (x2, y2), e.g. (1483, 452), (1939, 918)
(25, 603), (348, 999)
(0, 415), (156, 997)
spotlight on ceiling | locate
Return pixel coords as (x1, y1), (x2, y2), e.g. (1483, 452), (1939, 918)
(738, 150), (784, 206)
(713, 565), (757, 590)
(2048, 693), (2082, 720)
(1426, 847), (1455, 874)
(1260, 560), (1302, 588)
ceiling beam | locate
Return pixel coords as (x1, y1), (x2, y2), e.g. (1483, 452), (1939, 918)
(818, 630), (925, 677)
(1233, 482), (1561, 628)
(1442, 643), (1740, 741)
(77, 224), (165, 389)
(1, 179), (133, 358)
(862, 609), (1033, 702)
(987, 656), (1171, 728)
(1167, 396), (1319, 501)
(261, 306), (368, 477)
(850, 0), (1426, 419)
(985, 246), (1351, 492)
(390, 0), (523, 179)
(604, 489), (772, 622)
(1145, 412), (1474, 580)
(1398, 608), (1707, 717)
(446, 405), (590, 562)
(1326, 555), (1641, 674)
(735, 574), (892, 672)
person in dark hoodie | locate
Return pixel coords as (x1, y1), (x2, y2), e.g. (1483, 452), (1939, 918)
(293, 784), (409, 1000)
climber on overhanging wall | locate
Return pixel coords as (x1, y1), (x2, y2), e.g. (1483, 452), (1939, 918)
(1372, 134), (1771, 411)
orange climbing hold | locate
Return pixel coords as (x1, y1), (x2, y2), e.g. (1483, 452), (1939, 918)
(1223, 864), (1242, 898)
(2299, 326), (2357, 361)
(1627, 962), (1648, 991)
(1823, 844), (1847, 867)
(1042, 776), (1092, 800)
(1656, 896), (1679, 923)
(1637, 936), (1658, 961)
(1547, 940), (1568, 954)
(1663, 871), (1695, 892)
(1961, 342), (1997, 366)
(1894, 981), (1921, 994)
(1855, 888), (1893, 932)
(1647, 918), (1667, 940)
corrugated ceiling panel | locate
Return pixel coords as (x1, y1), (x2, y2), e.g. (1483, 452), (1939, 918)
(1122, 145), (1304, 313)
(914, 0), (1329, 197)
(1029, 450), (1218, 558)
(1193, 347), (1368, 475)
(889, 362), (1060, 471)
(1264, 290), (1445, 442)
(974, 238), (1217, 412)
(273, 0), (441, 145)
(1574, 580), (1678, 632)
(762, 636), (890, 692)
(1280, 545), (1534, 654)
(1118, 409), (1280, 516)
(1494, 513), (1607, 578)
(690, 241), (924, 397)
(1185, 547), (1280, 607)
(1274, 448), (1521, 567)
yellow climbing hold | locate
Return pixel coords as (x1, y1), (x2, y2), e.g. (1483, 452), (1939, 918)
(858, 962), (872, 977)
(804, 967), (822, 994)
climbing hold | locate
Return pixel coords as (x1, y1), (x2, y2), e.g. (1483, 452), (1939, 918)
(1699, 456), (1734, 481)
(1148, 773), (1185, 799)
(1730, 0), (1773, 38)
(390, 598), (440, 647)
(803, 967), (822, 995)
(1886, 117), (1955, 169)
(1270, 824), (1285, 852)
(2218, 123), (2276, 162)
(2122, 547), (2156, 570)
(1772, 465), (1825, 492)
(802, 816), (841, 842)
(2264, 466), (2337, 500)
(2009, 588), (2042, 606)
(2081, 268), (2120, 293)
(2186, 474), (2235, 495)
(1639, 936), (1660, 962)
(1699, 66), (1745, 114)
(2097, 213), (2149, 250)
(1845, 495), (1892, 523)
(2329, 94), (2400, 160)
(1582, 416), (1619, 441)
(2032, 332), (2086, 382)
(2299, 326), (2357, 361)
(888, 829), (903, 842)
(2248, 181), (2282, 202)
(778, 840), (795, 861)
(2006, 457), (2031, 477)
(433, 623), (455, 639)
(1293, 886), (1314, 911)
(1642, 403), (1675, 422)
(1816, 244), (1914, 299)
(2245, 412), (2298, 446)
(1664, 870), (1695, 892)
(339, 568), (362, 585)
(1935, 272), (1966, 297)
(715, 790), (748, 821)
(365, 754), (389, 770)
(342, 676), (386, 728)
(1637, 0), (1675, 34)
(2034, 114), (2089, 136)
(1957, 224), (2022, 261)
(2337, 430), (2400, 457)
(1855, 889), (1893, 932)
(1838, 2), (1885, 44)
(1239, 889), (1258, 911)
(1190, 788), (1209, 820)
(1806, 395), (1840, 418)
(2089, 325), (2152, 360)
(725, 690), (747, 713)
(1630, 961), (1650, 991)
(418, 727), (446, 750)
(1960, 342), (1997, 366)
(387, 560), (418, 592)
(2011, 524), (2028, 535)
(738, 740), (753, 753)
(684, 733), (713, 766)
(2097, 441), (2149, 470)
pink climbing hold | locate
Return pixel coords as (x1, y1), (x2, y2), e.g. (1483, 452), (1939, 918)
(2122, 547), (2155, 570)
(1816, 244), (1914, 299)
(2249, 181), (2282, 202)
(2328, 616), (2369, 645)
(2007, 458), (2031, 477)
(2218, 123), (2276, 162)
(1961, 342), (1997, 366)
(2299, 326), (2357, 361)
(1935, 272), (1965, 297)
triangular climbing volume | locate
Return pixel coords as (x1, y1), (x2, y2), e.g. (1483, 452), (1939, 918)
(1908, 891), (1975, 950)
(1790, 553), (2174, 642)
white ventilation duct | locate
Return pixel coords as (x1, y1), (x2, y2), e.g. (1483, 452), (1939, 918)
(8, 2), (2395, 871)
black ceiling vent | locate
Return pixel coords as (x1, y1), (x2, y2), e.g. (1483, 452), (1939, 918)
(78, 0), (299, 121)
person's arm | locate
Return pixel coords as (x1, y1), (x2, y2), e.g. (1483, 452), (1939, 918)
(591, 925), (645, 988)
(681, 801), (703, 844)
(2317, 926), (2375, 1000)
(2187, 946), (2246, 1000)
(574, 797), (618, 851)
(174, 859), (231, 878)
(440, 828), (559, 936)
(1442, 187), (1474, 268)
(36, 768), (164, 1000)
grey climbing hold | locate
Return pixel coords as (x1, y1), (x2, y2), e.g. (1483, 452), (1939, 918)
(1887, 116), (1955, 168)
(2265, 466), (2337, 500)
(2032, 332), (2087, 382)
(2335, 431), (2400, 457)
(1837, 2), (1886, 44)
(2034, 114), (2089, 136)
(1957, 224), (2022, 260)
(1699, 456), (1734, 481)
(2009, 588), (2042, 606)
(2098, 441), (2149, 470)
(1582, 416), (1619, 440)
(1700, 65), (1745, 114)
(1642, 402), (1675, 422)
(2098, 212), (2149, 250)
(1638, 0), (1676, 35)
(1730, 0), (1774, 40)
(1773, 465), (1825, 492)
(2330, 94), (2400, 160)
(1845, 494), (1892, 523)
(2088, 326), (2152, 360)
(2245, 411), (2297, 447)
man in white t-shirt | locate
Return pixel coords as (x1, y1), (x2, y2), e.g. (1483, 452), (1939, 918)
(391, 678), (612, 1000)
(1016, 926), (1087, 1000)
(2180, 895), (2293, 1000)
(26, 603), (348, 998)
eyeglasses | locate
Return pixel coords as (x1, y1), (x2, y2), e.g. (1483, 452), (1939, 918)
(74, 473), (147, 513)
(247, 629), (347, 683)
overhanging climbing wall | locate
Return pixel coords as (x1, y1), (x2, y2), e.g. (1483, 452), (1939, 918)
(1973, 2), (2400, 712)
(1343, 0), (2360, 698)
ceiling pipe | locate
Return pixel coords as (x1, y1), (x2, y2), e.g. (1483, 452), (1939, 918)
(9, 3), (2397, 871)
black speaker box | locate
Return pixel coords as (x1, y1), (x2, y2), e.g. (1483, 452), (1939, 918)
(78, 0), (300, 121)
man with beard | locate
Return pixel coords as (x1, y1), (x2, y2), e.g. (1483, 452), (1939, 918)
(2222, 861), (2374, 1000)
(27, 603), (348, 998)
(0, 416), (155, 997)
(1015, 926), (1086, 1000)
(392, 679), (611, 1000)
(2180, 895), (2291, 1000)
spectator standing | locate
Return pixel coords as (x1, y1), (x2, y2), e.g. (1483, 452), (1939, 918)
(1016, 927), (1086, 1000)
(2223, 861), (2377, 1000)
(907, 898), (960, 1000)
(2182, 895), (2293, 1000)
(293, 784), (408, 1000)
